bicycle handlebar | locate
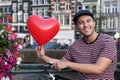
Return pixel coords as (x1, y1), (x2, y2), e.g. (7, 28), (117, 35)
(9, 63), (74, 74)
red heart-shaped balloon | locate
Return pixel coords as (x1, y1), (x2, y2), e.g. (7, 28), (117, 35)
(27, 15), (60, 46)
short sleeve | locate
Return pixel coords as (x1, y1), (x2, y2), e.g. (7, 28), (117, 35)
(100, 37), (117, 62)
(64, 45), (74, 62)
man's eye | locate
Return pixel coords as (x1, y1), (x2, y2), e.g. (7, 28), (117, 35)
(77, 22), (83, 25)
(87, 19), (92, 23)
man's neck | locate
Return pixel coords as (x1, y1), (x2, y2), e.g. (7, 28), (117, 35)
(84, 32), (98, 43)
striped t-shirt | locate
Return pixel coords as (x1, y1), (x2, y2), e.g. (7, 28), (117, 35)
(64, 33), (117, 80)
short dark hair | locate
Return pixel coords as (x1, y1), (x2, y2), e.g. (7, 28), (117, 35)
(73, 10), (94, 25)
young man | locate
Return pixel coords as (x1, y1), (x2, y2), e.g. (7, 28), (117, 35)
(36, 10), (117, 80)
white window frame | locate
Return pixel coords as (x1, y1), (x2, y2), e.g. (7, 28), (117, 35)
(18, 11), (22, 22)
(24, 2), (28, 12)
(105, 5), (110, 13)
(53, 14), (71, 29)
(38, 0), (44, 5)
(66, 0), (71, 10)
(24, 26), (28, 31)
(44, 0), (49, 4)
(33, 0), (38, 5)
(38, 8), (43, 17)
(24, 13), (28, 22)
(112, 5), (117, 13)
(18, 0), (22, 2)
(18, 3), (22, 11)
(64, 15), (70, 25)
(12, 3), (17, 12)
(13, 13), (17, 22)
(55, 0), (60, 11)
(33, 8), (38, 15)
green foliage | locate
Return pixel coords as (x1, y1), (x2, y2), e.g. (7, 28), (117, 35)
(91, 6), (107, 32)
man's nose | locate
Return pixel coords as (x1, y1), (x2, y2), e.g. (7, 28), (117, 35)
(84, 22), (88, 27)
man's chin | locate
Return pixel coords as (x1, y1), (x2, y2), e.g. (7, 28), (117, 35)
(82, 33), (92, 37)
(84, 34), (91, 38)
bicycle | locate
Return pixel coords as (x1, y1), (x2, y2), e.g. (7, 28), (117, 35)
(41, 62), (71, 80)
(10, 63), (74, 80)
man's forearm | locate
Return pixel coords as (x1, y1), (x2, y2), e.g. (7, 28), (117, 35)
(41, 55), (60, 63)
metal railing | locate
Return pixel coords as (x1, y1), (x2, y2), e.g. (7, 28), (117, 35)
(10, 62), (120, 80)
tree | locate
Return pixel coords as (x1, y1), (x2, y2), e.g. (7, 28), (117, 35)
(91, 5), (107, 33)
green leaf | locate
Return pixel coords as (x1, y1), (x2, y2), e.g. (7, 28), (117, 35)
(0, 24), (3, 30)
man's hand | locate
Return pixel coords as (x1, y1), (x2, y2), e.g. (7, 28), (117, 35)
(36, 45), (45, 58)
(51, 61), (69, 71)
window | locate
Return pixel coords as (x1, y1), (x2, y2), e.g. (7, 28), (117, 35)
(39, 0), (44, 4)
(24, 13), (28, 22)
(112, 5), (117, 13)
(105, 5), (110, 13)
(77, 6), (82, 11)
(24, 3), (28, 12)
(60, 15), (63, 25)
(18, 0), (22, 2)
(12, 3), (17, 12)
(2, 7), (5, 12)
(24, 26), (28, 31)
(18, 3), (22, 11)
(12, 26), (18, 33)
(6, 6), (11, 13)
(54, 15), (59, 21)
(85, 6), (89, 9)
(44, 9), (48, 17)
(33, 8), (38, 15)
(44, 0), (50, 4)
(66, 0), (71, 10)
(0, 7), (3, 13)
(64, 15), (70, 25)
(53, 14), (71, 29)
(13, 13), (17, 22)
(55, 0), (60, 10)
(109, 18), (113, 28)
(44, 7), (50, 17)
(38, 8), (43, 17)
(33, 0), (38, 5)
(18, 12), (22, 22)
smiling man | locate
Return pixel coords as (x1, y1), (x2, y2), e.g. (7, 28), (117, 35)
(36, 10), (117, 80)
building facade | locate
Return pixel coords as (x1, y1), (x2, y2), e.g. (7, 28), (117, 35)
(1, 0), (119, 45)
(11, 0), (51, 40)
(12, 0), (31, 38)
(11, 0), (76, 45)
(0, 0), (12, 23)
(49, 0), (77, 44)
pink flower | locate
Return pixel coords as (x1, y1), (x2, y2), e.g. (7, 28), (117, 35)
(6, 23), (12, 28)
(0, 15), (20, 79)
(0, 54), (3, 57)
(6, 63), (12, 70)
(13, 44), (19, 51)
(8, 74), (13, 80)
(6, 57), (14, 64)
(0, 19), (2, 23)
(7, 32), (17, 41)
(0, 74), (4, 78)
(6, 49), (12, 58)
(4, 23), (12, 32)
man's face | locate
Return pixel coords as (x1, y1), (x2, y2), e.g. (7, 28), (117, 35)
(76, 15), (96, 37)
